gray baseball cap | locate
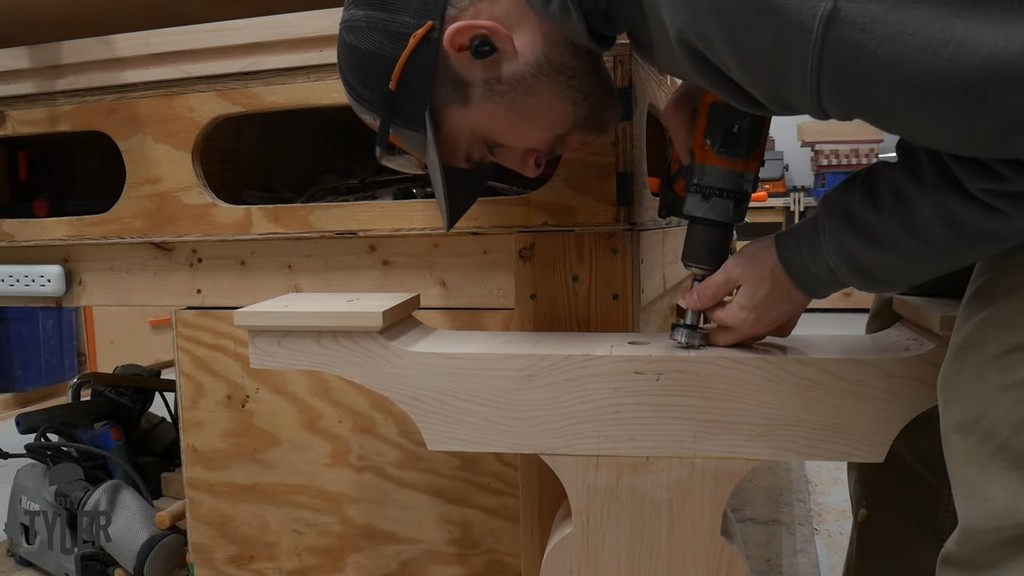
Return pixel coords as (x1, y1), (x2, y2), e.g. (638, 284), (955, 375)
(337, 0), (495, 230)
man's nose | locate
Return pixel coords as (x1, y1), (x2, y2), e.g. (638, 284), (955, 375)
(498, 149), (546, 179)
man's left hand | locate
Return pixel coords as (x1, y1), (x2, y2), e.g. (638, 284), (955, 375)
(683, 235), (812, 347)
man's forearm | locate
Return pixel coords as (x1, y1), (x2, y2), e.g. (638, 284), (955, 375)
(774, 139), (1024, 299)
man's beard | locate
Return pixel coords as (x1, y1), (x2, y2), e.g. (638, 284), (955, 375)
(549, 40), (618, 136)
(481, 38), (618, 138)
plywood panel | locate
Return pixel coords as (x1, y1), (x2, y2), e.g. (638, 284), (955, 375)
(629, 55), (681, 227)
(0, 9), (341, 98)
(235, 292), (421, 331)
(0, 1), (341, 49)
(90, 306), (177, 371)
(0, 234), (514, 309)
(513, 231), (634, 332)
(174, 310), (522, 576)
(0, 63), (622, 245)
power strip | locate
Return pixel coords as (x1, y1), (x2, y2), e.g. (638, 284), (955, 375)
(0, 265), (68, 298)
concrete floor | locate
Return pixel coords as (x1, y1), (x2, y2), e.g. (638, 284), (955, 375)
(729, 311), (868, 576)
(0, 312), (869, 575)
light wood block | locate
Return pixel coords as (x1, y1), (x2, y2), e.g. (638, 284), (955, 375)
(161, 468), (184, 500)
(236, 292), (421, 331)
(540, 456), (753, 576)
(0, 234), (513, 309)
(893, 295), (960, 337)
(241, 293), (943, 462)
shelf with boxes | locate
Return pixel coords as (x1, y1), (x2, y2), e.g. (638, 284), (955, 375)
(799, 119), (885, 199)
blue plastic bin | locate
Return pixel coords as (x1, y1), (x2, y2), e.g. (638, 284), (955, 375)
(0, 307), (79, 393)
(812, 171), (855, 199)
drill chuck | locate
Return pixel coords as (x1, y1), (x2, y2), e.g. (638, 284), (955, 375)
(681, 218), (735, 275)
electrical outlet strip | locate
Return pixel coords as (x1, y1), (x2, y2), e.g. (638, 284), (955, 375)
(0, 265), (68, 297)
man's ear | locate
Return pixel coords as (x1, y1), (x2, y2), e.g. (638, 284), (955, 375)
(442, 20), (517, 73)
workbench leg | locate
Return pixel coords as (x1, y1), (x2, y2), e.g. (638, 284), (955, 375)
(538, 456), (755, 576)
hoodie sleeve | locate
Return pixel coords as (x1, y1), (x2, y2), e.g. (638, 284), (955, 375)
(775, 139), (1024, 298)
(769, 1), (1024, 297)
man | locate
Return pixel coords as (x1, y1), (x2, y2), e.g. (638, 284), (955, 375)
(337, 0), (1024, 574)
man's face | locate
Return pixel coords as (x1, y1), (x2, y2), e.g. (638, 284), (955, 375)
(433, 36), (618, 179)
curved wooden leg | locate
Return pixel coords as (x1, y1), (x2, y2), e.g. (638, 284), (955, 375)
(539, 455), (755, 576)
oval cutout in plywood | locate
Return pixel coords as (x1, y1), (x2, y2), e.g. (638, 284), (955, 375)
(645, 107), (669, 189)
(0, 131), (125, 220)
(195, 106), (558, 208)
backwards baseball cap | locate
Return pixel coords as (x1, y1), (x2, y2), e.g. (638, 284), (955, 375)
(337, 0), (495, 231)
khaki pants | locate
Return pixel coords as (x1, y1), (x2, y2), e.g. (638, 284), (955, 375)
(844, 245), (1024, 576)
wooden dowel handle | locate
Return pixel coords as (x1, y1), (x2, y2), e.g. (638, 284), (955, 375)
(155, 499), (187, 530)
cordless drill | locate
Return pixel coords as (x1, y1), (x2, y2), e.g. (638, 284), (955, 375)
(653, 91), (772, 348)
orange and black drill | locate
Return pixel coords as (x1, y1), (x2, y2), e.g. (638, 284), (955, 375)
(652, 91), (772, 348)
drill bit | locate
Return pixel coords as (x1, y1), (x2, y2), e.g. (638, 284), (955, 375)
(671, 276), (710, 348)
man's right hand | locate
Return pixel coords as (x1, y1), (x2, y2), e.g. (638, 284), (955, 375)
(658, 82), (705, 164)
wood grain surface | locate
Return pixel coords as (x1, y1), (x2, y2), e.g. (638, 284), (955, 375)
(89, 306), (178, 370)
(628, 54), (681, 227)
(235, 292), (422, 331)
(636, 226), (690, 331)
(244, 302), (945, 462)
(175, 310), (522, 576)
(540, 456), (754, 576)
(519, 457), (567, 576)
(0, 234), (514, 308)
(0, 9), (341, 98)
(513, 231), (634, 332)
(1, 68), (622, 245)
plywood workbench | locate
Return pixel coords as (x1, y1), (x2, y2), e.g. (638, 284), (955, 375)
(0, 7), (885, 575)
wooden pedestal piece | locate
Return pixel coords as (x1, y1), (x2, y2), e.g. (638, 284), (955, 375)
(235, 292), (947, 575)
(540, 456), (754, 576)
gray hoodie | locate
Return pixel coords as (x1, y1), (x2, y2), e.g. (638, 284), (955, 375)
(526, 0), (1024, 298)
